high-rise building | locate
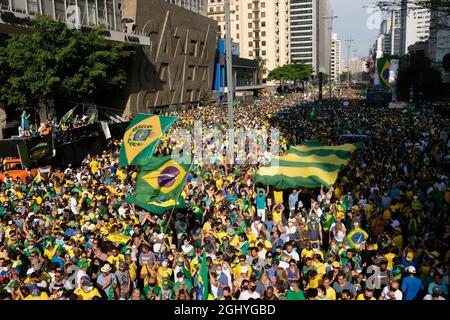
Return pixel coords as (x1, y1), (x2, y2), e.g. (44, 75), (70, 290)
(391, 9), (403, 55)
(348, 56), (368, 82)
(290, 0), (331, 76)
(428, 4), (450, 83)
(405, 7), (430, 51)
(207, 0), (290, 79)
(330, 33), (341, 82)
(165, 0), (208, 15)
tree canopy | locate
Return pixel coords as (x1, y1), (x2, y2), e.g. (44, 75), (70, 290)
(0, 15), (134, 112)
(267, 63), (313, 83)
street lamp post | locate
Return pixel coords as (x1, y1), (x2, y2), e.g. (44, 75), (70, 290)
(224, 0), (234, 163)
(323, 13), (338, 99)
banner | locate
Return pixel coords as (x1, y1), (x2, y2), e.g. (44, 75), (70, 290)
(106, 233), (131, 244)
(100, 121), (111, 140)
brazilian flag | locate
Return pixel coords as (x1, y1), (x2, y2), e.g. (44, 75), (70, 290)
(59, 106), (77, 125)
(119, 114), (178, 166)
(196, 251), (209, 300)
(254, 141), (357, 189)
(126, 155), (191, 215)
(377, 57), (391, 87)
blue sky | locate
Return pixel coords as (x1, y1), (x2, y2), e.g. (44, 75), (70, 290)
(329, 0), (381, 61)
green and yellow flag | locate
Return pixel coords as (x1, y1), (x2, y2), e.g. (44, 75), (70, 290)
(254, 141), (357, 189)
(126, 155), (191, 214)
(119, 114), (178, 166)
(196, 251), (209, 300)
(377, 57), (391, 87)
(87, 111), (98, 124)
(59, 106), (77, 125)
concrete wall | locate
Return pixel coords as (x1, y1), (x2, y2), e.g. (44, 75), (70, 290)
(122, 0), (218, 116)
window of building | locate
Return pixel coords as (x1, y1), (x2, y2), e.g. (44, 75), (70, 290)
(237, 33), (239, 39)
(249, 42), (253, 47)
(262, 50), (266, 55)
(236, 15), (239, 20)
(209, 7), (214, 12)
(236, 5), (239, 10)
(261, 31), (266, 37)
(248, 3), (252, 9)
(248, 32), (252, 38)
(261, 2), (265, 8)
(236, 24), (239, 30)
(261, 12), (265, 18)
(249, 51), (254, 56)
(248, 13), (252, 19)
(262, 41), (266, 46)
(262, 22), (266, 27)
(248, 23), (252, 28)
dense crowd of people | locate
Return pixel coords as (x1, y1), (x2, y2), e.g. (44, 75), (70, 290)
(0, 91), (449, 300)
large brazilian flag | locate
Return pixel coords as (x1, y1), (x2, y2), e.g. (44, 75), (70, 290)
(126, 155), (191, 214)
(119, 114), (178, 166)
(377, 57), (391, 88)
(254, 141), (357, 189)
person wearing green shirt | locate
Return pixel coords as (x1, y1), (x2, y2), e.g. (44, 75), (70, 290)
(143, 277), (161, 300)
(286, 281), (305, 300)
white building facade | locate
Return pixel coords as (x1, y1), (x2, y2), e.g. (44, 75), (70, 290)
(290, 0), (331, 76)
(330, 32), (341, 82)
(207, 0), (290, 79)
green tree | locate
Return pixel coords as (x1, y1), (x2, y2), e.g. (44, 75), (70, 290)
(0, 15), (133, 120)
(267, 63), (312, 84)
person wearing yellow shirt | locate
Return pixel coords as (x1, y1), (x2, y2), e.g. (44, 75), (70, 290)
(272, 203), (285, 225)
(74, 279), (102, 300)
(157, 260), (173, 287)
(90, 159), (99, 175)
(140, 260), (157, 287)
(107, 248), (125, 270)
(322, 276), (337, 300)
(24, 286), (50, 300)
(356, 289), (376, 300)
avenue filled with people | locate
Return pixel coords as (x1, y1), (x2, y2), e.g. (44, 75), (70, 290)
(0, 90), (449, 300)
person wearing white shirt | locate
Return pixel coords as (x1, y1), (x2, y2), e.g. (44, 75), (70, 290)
(380, 281), (403, 300)
(238, 280), (261, 300)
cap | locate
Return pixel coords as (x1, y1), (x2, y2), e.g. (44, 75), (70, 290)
(100, 263), (112, 273)
(240, 266), (248, 274)
(332, 261), (340, 268)
(406, 266), (416, 273)
(406, 251), (414, 262)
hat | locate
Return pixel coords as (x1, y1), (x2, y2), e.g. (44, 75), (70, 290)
(406, 266), (416, 273)
(406, 251), (414, 262)
(430, 251), (439, 258)
(241, 266), (248, 274)
(100, 263), (112, 273)
(332, 261), (340, 268)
